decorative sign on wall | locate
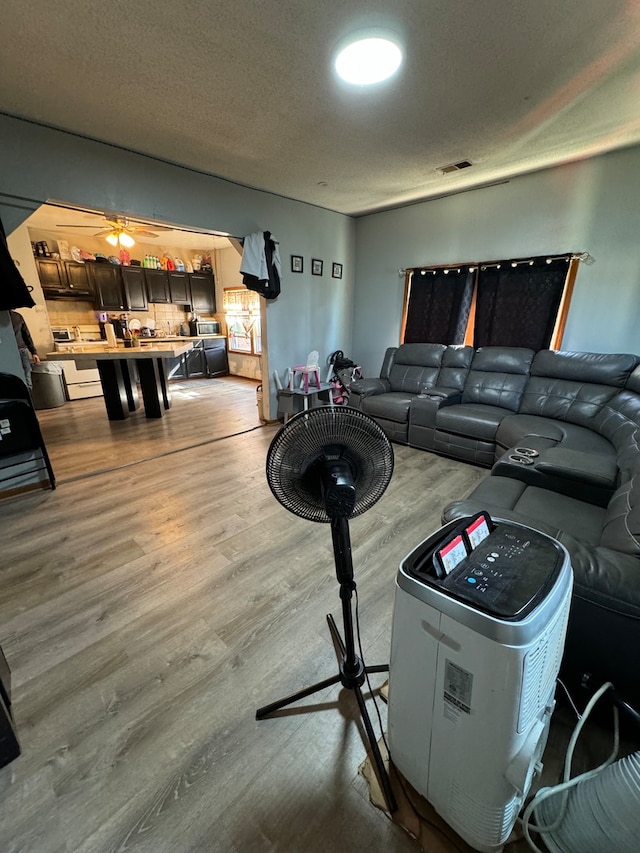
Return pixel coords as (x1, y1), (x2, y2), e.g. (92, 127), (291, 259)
(291, 255), (303, 273)
(312, 258), (323, 276)
(332, 263), (343, 279)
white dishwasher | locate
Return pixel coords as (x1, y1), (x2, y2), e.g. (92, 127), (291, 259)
(52, 339), (108, 400)
(59, 359), (103, 399)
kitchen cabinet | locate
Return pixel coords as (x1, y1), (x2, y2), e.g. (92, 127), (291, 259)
(145, 269), (170, 303)
(166, 342), (204, 379)
(35, 258), (64, 289)
(90, 264), (125, 310)
(165, 337), (226, 380)
(204, 337), (229, 376)
(168, 271), (190, 304)
(185, 340), (206, 377)
(64, 261), (92, 291)
(92, 264), (149, 311)
(165, 354), (187, 379)
(121, 266), (148, 311)
(35, 257), (94, 300)
(189, 272), (216, 313)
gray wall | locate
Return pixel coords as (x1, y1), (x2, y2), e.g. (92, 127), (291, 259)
(0, 114), (356, 416)
(353, 145), (640, 375)
(3, 114), (639, 405)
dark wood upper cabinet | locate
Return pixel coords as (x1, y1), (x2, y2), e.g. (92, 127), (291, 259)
(121, 266), (148, 312)
(168, 271), (190, 304)
(64, 261), (92, 291)
(145, 269), (170, 303)
(92, 265), (149, 311)
(35, 258), (65, 289)
(35, 257), (94, 299)
(91, 264), (126, 310)
(189, 272), (216, 313)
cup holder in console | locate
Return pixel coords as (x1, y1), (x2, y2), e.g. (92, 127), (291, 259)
(509, 454), (535, 466)
(514, 447), (539, 457)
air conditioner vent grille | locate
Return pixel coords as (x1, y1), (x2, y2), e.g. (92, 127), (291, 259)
(437, 160), (473, 174)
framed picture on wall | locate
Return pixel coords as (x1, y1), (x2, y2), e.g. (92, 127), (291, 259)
(332, 263), (343, 279)
(312, 258), (323, 276)
(291, 255), (303, 273)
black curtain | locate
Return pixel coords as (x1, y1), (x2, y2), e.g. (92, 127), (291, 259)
(473, 256), (570, 351)
(404, 267), (473, 344)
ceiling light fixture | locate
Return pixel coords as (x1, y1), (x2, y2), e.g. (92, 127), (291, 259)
(334, 31), (403, 85)
(106, 230), (135, 248)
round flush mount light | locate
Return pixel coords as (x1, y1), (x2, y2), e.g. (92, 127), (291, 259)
(334, 31), (403, 85)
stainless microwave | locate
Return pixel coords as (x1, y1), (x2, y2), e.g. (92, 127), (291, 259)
(52, 327), (73, 342)
(191, 320), (221, 335)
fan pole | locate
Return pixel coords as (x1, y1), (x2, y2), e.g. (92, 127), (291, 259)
(256, 516), (398, 813)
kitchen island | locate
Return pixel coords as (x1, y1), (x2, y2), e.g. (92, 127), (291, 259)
(48, 342), (194, 420)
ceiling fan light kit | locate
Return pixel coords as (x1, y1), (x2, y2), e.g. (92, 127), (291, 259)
(55, 213), (173, 248)
(105, 230), (136, 247)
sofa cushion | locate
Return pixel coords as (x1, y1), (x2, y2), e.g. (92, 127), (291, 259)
(496, 414), (617, 456)
(496, 414), (563, 448)
(600, 471), (640, 556)
(438, 345), (475, 391)
(444, 476), (606, 545)
(530, 349), (639, 386)
(362, 391), (415, 424)
(520, 377), (619, 429)
(462, 347), (534, 411)
(436, 403), (515, 441)
(520, 350), (639, 431)
(595, 389), (640, 480)
(387, 343), (446, 394)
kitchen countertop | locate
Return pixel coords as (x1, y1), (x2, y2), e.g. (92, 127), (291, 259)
(47, 342), (194, 361)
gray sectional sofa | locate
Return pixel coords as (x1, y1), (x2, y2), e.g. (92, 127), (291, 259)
(351, 344), (640, 704)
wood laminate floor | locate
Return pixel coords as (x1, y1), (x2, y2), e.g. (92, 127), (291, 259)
(0, 378), (629, 852)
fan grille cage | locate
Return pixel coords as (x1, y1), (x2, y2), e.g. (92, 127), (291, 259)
(266, 407), (394, 522)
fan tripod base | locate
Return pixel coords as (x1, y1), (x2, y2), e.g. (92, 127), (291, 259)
(255, 612), (398, 813)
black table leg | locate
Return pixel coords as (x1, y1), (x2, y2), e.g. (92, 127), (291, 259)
(97, 361), (131, 420)
(156, 358), (171, 410)
(120, 361), (139, 412)
(137, 357), (166, 418)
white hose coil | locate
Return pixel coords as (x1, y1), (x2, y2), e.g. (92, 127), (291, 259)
(533, 749), (640, 852)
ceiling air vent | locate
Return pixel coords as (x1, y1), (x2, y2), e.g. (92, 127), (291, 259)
(437, 160), (473, 175)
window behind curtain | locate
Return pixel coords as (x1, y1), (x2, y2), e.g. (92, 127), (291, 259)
(403, 267), (474, 344)
(473, 256), (571, 351)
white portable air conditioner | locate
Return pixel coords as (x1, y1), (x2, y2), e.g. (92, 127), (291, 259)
(387, 516), (573, 853)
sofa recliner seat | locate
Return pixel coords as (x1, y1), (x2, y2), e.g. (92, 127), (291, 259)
(351, 342), (474, 444)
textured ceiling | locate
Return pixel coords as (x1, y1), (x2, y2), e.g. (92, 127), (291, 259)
(2, 0), (640, 216)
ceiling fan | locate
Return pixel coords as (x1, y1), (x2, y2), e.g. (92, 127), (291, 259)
(55, 213), (174, 246)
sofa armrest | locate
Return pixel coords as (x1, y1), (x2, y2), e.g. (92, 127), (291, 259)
(418, 386), (462, 403)
(535, 447), (618, 489)
(350, 377), (390, 401)
(410, 388), (462, 429)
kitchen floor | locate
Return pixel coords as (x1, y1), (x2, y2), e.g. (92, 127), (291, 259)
(35, 375), (261, 482)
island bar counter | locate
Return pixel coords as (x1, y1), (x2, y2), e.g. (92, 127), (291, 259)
(48, 342), (194, 420)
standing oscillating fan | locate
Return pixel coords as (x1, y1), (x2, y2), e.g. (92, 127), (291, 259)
(256, 405), (397, 812)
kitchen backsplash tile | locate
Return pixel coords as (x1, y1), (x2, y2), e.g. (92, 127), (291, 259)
(46, 300), (221, 337)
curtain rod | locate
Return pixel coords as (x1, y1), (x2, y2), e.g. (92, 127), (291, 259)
(398, 252), (594, 276)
